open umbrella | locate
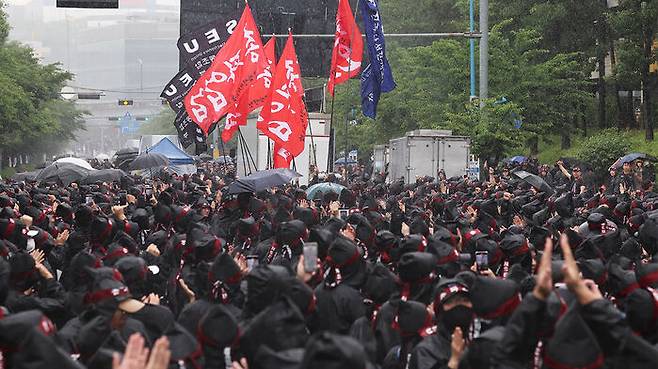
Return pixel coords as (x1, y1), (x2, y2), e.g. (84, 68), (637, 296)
(82, 169), (128, 184)
(198, 153), (213, 161)
(306, 182), (346, 199)
(506, 156), (527, 164)
(228, 169), (302, 194)
(335, 158), (357, 165)
(11, 170), (41, 182)
(610, 153), (657, 169)
(129, 153), (169, 171)
(513, 170), (554, 194)
(115, 147), (139, 157)
(36, 162), (92, 185)
(54, 157), (94, 171)
(214, 156), (234, 165)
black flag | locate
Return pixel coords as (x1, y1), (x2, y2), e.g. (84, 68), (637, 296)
(161, 65), (204, 114)
(173, 111), (198, 148)
(177, 10), (241, 68)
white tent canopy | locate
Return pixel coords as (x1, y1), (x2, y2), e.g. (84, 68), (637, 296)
(54, 157), (94, 171)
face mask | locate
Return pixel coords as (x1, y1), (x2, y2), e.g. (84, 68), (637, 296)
(439, 305), (473, 334)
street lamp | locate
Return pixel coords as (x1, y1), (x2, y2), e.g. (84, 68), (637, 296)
(345, 107), (357, 166)
(138, 59), (144, 92)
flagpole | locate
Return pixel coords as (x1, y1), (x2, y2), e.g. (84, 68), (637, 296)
(342, 0), (361, 172)
(238, 128), (257, 172)
(328, 94), (337, 173)
(327, 0), (361, 174)
(267, 138), (272, 169)
(238, 130), (249, 176)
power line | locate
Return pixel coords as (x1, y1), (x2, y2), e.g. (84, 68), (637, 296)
(267, 32), (482, 38)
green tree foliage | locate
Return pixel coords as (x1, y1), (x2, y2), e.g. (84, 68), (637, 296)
(334, 21), (593, 160)
(0, 1), (8, 44)
(139, 108), (177, 135)
(609, 0), (658, 140)
(333, 0), (658, 160)
(575, 128), (631, 178)
(0, 1), (84, 164)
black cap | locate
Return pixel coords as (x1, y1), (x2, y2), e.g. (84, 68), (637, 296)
(361, 262), (398, 305)
(396, 300), (433, 338)
(300, 332), (369, 369)
(198, 304), (240, 349)
(469, 275), (521, 320)
(240, 297), (309, 366)
(543, 304), (604, 369)
(398, 252), (437, 284)
(636, 262), (658, 289)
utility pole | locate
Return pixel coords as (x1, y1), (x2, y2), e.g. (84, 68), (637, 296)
(213, 126), (220, 159)
(479, 0), (489, 107)
(469, 0), (477, 100)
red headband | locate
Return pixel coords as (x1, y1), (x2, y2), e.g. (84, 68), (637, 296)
(84, 286), (130, 304)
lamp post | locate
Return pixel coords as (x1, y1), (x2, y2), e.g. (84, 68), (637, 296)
(138, 59), (144, 92)
(344, 107), (357, 167)
(469, 0), (476, 100)
(479, 0), (489, 107)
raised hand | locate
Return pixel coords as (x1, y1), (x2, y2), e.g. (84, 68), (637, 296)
(560, 233), (602, 305)
(145, 337), (171, 369)
(533, 237), (554, 301)
(448, 327), (465, 369)
(112, 334), (149, 369)
(55, 229), (70, 246)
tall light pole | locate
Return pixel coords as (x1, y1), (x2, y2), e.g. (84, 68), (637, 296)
(479, 0), (489, 107)
(469, 0), (476, 100)
(138, 59), (144, 92)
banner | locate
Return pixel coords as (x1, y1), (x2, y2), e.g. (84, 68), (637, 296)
(177, 10), (241, 68)
(173, 111), (199, 148)
(273, 144), (294, 169)
(359, 0), (396, 118)
(222, 37), (277, 143)
(161, 65), (205, 113)
(184, 5), (268, 134)
(257, 33), (308, 160)
(327, 0), (363, 96)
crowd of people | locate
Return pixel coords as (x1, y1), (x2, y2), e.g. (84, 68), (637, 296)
(1, 155), (658, 369)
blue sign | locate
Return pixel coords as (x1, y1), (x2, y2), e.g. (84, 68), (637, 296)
(119, 112), (140, 134)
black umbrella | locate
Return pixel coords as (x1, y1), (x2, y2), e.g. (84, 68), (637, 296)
(82, 169), (128, 184)
(228, 169), (302, 194)
(610, 153), (657, 169)
(514, 170), (554, 194)
(198, 153), (213, 161)
(11, 170), (41, 182)
(214, 156), (234, 165)
(129, 153), (169, 171)
(115, 147), (139, 157)
(35, 162), (91, 185)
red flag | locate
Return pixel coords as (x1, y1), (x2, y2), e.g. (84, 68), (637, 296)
(222, 38), (276, 142)
(257, 33), (308, 162)
(184, 5), (266, 134)
(272, 144), (294, 169)
(327, 0), (363, 96)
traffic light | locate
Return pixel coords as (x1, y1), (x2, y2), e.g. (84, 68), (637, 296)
(118, 99), (134, 106)
(77, 92), (102, 100)
(57, 1), (118, 8)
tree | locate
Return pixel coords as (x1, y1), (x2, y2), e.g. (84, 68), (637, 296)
(0, 1), (84, 168)
(333, 21), (593, 157)
(139, 108), (177, 135)
(0, 1), (8, 44)
(610, 0), (658, 141)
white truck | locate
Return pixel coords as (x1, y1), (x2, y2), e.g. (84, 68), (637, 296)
(388, 130), (471, 184)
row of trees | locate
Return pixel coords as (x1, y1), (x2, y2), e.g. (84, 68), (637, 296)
(0, 1), (85, 170)
(333, 0), (657, 163)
